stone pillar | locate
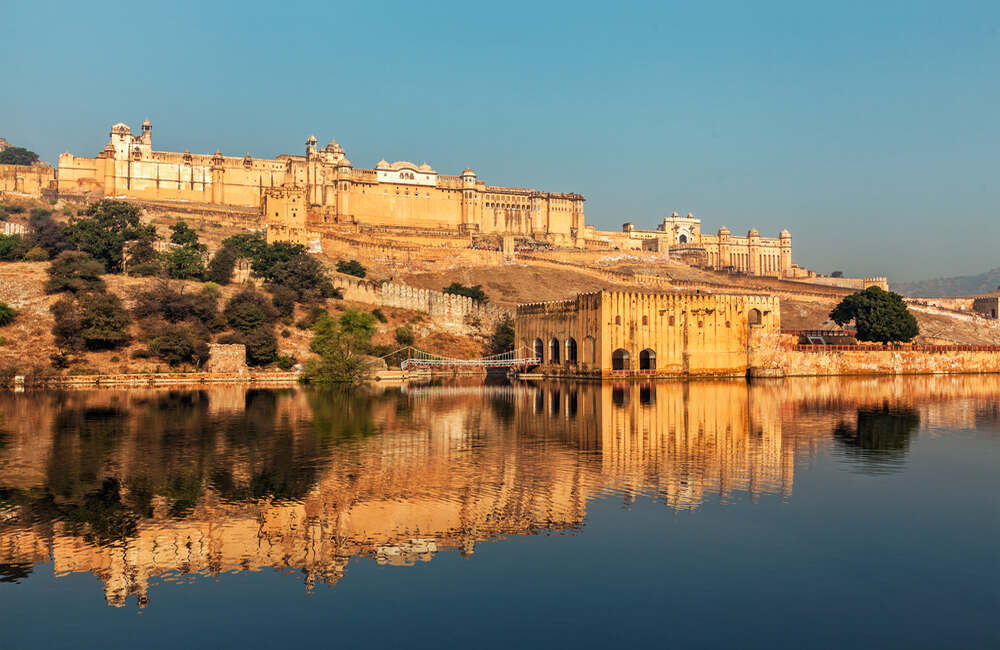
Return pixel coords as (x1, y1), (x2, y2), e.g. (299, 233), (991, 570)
(748, 229), (761, 276)
(779, 229), (792, 277)
(211, 150), (225, 205)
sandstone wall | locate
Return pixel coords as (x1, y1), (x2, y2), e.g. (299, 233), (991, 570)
(203, 344), (248, 375)
(765, 346), (1000, 377)
(0, 164), (55, 197)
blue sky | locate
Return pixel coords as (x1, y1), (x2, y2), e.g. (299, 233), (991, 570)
(4, 0), (997, 281)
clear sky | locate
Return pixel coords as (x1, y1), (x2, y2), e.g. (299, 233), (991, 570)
(4, 0), (997, 282)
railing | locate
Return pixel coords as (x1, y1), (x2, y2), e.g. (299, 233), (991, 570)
(388, 346), (540, 370)
(782, 329), (857, 337)
(789, 344), (1000, 352)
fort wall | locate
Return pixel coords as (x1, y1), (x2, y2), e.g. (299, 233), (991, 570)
(0, 163), (55, 197)
(773, 347), (1000, 377)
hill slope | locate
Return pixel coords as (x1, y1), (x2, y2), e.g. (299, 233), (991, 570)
(895, 268), (1000, 297)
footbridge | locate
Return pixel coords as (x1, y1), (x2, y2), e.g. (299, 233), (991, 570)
(381, 346), (540, 371)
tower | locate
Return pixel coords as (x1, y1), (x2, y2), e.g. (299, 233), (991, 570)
(461, 168), (477, 230)
(141, 118), (152, 145)
(717, 226), (731, 269)
(211, 149), (225, 204)
(748, 228), (761, 276)
(779, 229), (792, 276)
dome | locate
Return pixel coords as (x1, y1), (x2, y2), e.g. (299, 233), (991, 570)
(306, 134), (317, 144)
(142, 117), (151, 127)
(337, 158), (352, 167)
(671, 211), (679, 217)
(418, 162), (433, 172)
(718, 225), (730, 235)
(110, 122), (131, 134)
(461, 168), (476, 176)
(376, 159), (390, 170)
(779, 229), (791, 238)
(748, 228), (759, 237)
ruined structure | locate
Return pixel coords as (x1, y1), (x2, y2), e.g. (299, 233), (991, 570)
(972, 295), (1000, 319)
(57, 120), (585, 244)
(515, 290), (780, 378)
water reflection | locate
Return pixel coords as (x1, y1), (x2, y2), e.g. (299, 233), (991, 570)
(0, 375), (997, 607)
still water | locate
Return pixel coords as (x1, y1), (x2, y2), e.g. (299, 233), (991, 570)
(0, 377), (997, 649)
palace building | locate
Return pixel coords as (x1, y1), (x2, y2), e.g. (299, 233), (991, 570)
(515, 289), (780, 379)
(56, 119), (585, 244)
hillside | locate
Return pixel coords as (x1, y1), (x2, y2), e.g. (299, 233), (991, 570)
(895, 268), (1000, 297)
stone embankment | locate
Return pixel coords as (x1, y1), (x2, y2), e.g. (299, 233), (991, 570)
(13, 372), (300, 389)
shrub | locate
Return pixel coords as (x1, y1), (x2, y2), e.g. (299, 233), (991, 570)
(133, 283), (222, 330)
(339, 308), (377, 346)
(276, 354), (296, 371)
(45, 251), (106, 294)
(0, 146), (39, 165)
(166, 246), (206, 280)
(0, 302), (16, 327)
(371, 308), (387, 323)
(77, 291), (132, 350)
(443, 282), (488, 302)
(271, 285), (297, 319)
(830, 286), (919, 343)
(127, 258), (164, 277)
(27, 211), (72, 258)
(50, 296), (82, 348)
(220, 327), (277, 366)
(394, 325), (415, 346)
(65, 200), (157, 272)
(301, 313), (372, 384)
(50, 352), (71, 369)
(206, 245), (238, 285)
(169, 221), (201, 248)
(224, 288), (279, 333)
(5, 204), (25, 214)
(336, 259), (366, 278)
(23, 246), (48, 262)
(281, 328), (291, 338)
(0, 234), (26, 261)
(147, 322), (211, 366)
(295, 304), (327, 330)
(489, 315), (515, 354)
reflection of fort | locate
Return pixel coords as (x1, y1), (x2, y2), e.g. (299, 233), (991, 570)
(0, 376), (997, 607)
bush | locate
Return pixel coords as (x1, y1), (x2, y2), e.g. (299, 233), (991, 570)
(127, 258), (164, 277)
(50, 296), (82, 348)
(443, 282), (488, 302)
(281, 328), (291, 338)
(394, 325), (415, 346)
(147, 322), (211, 366)
(295, 304), (327, 330)
(0, 234), (26, 261)
(224, 288), (279, 333)
(65, 200), (157, 272)
(23, 246), (48, 262)
(276, 354), (296, 370)
(133, 283), (223, 330)
(830, 286), (919, 343)
(220, 327), (277, 366)
(206, 245), (238, 285)
(0, 302), (16, 327)
(0, 146), (39, 165)
(51, 290), (131, 350)
(271, 285), (298, 319)
(371, 308), (387, 323)
(45, 251), (106, 294)
(169, 221), (201, 248)
(166, 246), (206, 280)
(489, 315), (515, 354)
(301, 313), (372, 384)
(336, 259), (366, 278)
(339, 308), (377, 346)
(27, 211), (71, 258)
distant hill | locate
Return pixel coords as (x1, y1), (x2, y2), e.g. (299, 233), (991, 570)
(894, 268), (1000, 297)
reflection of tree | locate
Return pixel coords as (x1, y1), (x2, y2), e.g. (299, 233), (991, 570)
(833, 405), (920, 472)
(0, 563), (32, 584)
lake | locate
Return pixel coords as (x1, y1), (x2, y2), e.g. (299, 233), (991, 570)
(0, 376), (997, 649)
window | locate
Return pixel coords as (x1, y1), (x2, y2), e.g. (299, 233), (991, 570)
(642, 315), (648, 326)
(748, 308), (762, 326)
(669, 315), (675, 326)
(639, 349), (656, 371)
(615, 315), (621, 325)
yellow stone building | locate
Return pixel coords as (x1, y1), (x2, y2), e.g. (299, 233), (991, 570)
(515, 289), (780, 378)
(0, 163), (55, 197)
(57, 119), (585, 244)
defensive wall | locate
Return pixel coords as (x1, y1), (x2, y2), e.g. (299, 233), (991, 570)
(0, 163), (55, 197)
(330, 273), (508, 332)
(754, 344), (1000, 377)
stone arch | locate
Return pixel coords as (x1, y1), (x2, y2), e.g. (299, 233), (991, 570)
(533, 338), (544, 363)
(639, 348), (656, 371)
(612, 348), (630, 371)
(548, 337), (560, 365)
(583, 336), (596, 365)
(748, 308), (762, 326)
(565, 337), (577, 364)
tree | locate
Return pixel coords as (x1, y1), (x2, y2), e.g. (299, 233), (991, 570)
(50, 296), (82, 348)
(0, 234), (26, 261)
(831, 270), (844, 278)
(220, 327), (277, 366)
(336, 259), (366, 278)
(221, 232), (267, 261)
(28, 211), (72, 258)
(77, 291), (132, 350)
(0, 302), (16, 327)
(443, 282), (488, 302)
(224, 288), (279, 332)
(830, 286), (919, 343)
(0, 146), (40, 166)
(45, 251), (106, 294)
(207, 245), (238, 284)
(301, 313), (372, 384)
(394, 325), (415, 346)
(166, 246), (206, 280)
(147, 323), (210, 366)
(133, 283), (222, 330)
(169, 221), (201, 248)
(489, 315), (515, 354)
(339, 308), (377, 347)
(270, 285), (297, 319)
(65, 200), (156, 272)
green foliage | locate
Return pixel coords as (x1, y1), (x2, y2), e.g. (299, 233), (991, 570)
(260, 248), (335, 302)
(147, 322), (211, 366)
(443, 282), (488, 302)
(169, 221), (201, 248)
(295, 304), (328, 330)
(27, 211), (71, 258)
(394, 325), (415, 346)
(220, 327), (277, 366)
(65, 200), (157, 272)
(270, 284), (298, 319)
(371, 308), (387, 323)
(127, 257), (164, 277)
(831, 270), (844, 278)
(221, 232), (267, 260)
(339, 308), (377, 346)
(336, 259), (366, 278)
(0, 302), (16, 327)
(165, 246), (206, 280)
(276, 354), (296, 371)
(224, 288), (279, 333)
(0, 146), (39, 166)
(45, 251), (106, 294)
(0, 234), (26, 261)
(830, 286), (919, 343)
(301, 313), (372, 384)
(52, 291), (132, 350)
(133, 283), (223, 330)
(4, 203), (25, 214)
(207, 245), (238, 284)
(489, 315), (515, 354)
(23, 246), (48, 262)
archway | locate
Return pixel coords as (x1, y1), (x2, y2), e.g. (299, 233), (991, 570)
(533, 338), (544, 363)
(748, 308), (762, 326)
(583, 336), (596, 365)
(612, 348), (630, 371)
(548, 338), (560, 364)
(639, 348), (656, 371)
(678, 234), (688, 244)
(565, 337), (577, 364)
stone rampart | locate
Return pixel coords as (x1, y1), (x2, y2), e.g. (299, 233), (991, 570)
(203, 344), (248, 375)
(752, 343), (1000, 377)
(330, 273), (508, 331)
(791, 276), (889, 291)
